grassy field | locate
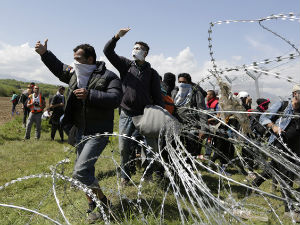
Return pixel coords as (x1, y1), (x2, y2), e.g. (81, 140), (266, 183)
(0, 111), (297, 224)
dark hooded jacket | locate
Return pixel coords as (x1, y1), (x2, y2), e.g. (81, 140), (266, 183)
(171, 83), (207, 130)
(41, 50), (122, 135)
(104, 37), (163, 116)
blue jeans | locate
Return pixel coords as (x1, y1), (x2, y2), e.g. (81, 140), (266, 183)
(72, 129), (108, 186)
(119, 110), (158, 179)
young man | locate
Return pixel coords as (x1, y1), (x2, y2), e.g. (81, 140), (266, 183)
(19, 85), (32, 127)
(35, 39), (122, 222)
(24, 86), (45, 140)
(49, 86), (65, 142)
(171, 73), (207, 156)
(103, 28), (164, 185)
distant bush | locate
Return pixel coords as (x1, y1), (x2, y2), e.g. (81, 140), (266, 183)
(0, 79), (66, 98)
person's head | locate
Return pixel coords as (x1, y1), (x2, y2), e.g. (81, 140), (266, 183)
(132, 41), (149, 61)
(58, 86), (65, 95)
(206, 90), (216, 101)
(256, 98), (270, 111)
(178, 73), (192, 84)
(292, 91), (300, 110)
(27, 88), (32, 94)
(33, 85), (39, 94)
(30, 82), (35, 90)
(163, 72), (176, 87)
(292, 84), (300, 97)
(73, 44), (96, 65)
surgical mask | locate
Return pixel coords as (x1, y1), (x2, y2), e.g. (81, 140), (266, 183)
(132, 49), (145, 61)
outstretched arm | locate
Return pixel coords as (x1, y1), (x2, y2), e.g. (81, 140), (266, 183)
(35, 39), (72, 84)
(103, 28), (132, 76)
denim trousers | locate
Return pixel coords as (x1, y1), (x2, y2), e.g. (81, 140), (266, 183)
(72, 129), (108, 186)
(119, 110), (158, 179)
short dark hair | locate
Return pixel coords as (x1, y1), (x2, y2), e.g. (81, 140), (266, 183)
(178, 73), (192, 83)
(73, 44), (96, 64)
(207, 90), (216, 97)
(135, 41), (150, 53)
(58, 86), (65, 91)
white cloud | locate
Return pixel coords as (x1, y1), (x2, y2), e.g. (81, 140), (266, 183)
(0, 41), (298, 101)
(0, 42), (63, 84)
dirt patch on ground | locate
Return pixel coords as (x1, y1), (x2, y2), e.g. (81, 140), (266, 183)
(0, 97), (23, 126)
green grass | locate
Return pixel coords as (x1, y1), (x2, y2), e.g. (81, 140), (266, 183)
(0, 114), (297, 224)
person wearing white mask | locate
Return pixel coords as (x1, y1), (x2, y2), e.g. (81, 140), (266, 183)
(171, 73), (208, 157)
(104, 28), (164, 186)
(35, 39), (122, 222)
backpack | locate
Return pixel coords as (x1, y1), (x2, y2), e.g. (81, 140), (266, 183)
(163, 94), (175, 115)
(11, 94), (19, 104)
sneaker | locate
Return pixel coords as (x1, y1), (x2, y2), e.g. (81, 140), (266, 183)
(86, 202), (96, 214)
(121, 178), (129, 187)
(87, 211), (102, 224)
(284, 211), (300, 223)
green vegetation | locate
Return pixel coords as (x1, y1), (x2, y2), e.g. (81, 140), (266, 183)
(0, 79), (65, 98)
(0, 115), (297, 224)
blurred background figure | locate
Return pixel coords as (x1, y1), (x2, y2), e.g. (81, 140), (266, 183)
(49, 86), (65, 142)
(10, 91), (20, 116)
(19, 85), (32, 127)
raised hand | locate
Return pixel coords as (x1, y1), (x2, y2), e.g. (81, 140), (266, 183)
(115, 28), (131, 39)
(35, 39), (48, 55)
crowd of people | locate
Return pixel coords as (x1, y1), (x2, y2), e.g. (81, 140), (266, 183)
(7, 27), (299, 222)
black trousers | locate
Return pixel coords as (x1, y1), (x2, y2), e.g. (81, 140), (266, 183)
(51, 123), (64, 141)
(23, 107), (30, 125)
(252, 141), (296, 212)
(211, 136), (235, 165)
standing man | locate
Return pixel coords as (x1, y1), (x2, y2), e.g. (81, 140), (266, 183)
(171, 73), (207, 156)
(19, 85), (32, 127)
(103, 28), (164, 185)
(49, 86), (65, 142)
(24, 86), (46, 140)
(35, 39), (122, 222)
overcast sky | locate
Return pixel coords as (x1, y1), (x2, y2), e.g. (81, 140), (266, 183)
(0, 0), (299, 100)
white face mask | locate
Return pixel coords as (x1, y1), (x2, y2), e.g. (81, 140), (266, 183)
(132, 46), (146, 61)
(72, 60), (97, 88)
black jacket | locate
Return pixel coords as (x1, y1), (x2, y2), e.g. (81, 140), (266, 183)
(41, 50), (122, 135)
(104, 37), (163, 116)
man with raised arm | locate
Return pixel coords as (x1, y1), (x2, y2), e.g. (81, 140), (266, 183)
(103, 28), (164, 186)
(35, 39), (122, 222)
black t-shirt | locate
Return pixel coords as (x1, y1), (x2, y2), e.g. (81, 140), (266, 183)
(51, 94), (65, 120)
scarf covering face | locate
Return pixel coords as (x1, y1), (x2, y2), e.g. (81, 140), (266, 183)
(73, 60), (97, 88)
(174, 83), (192, 106)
